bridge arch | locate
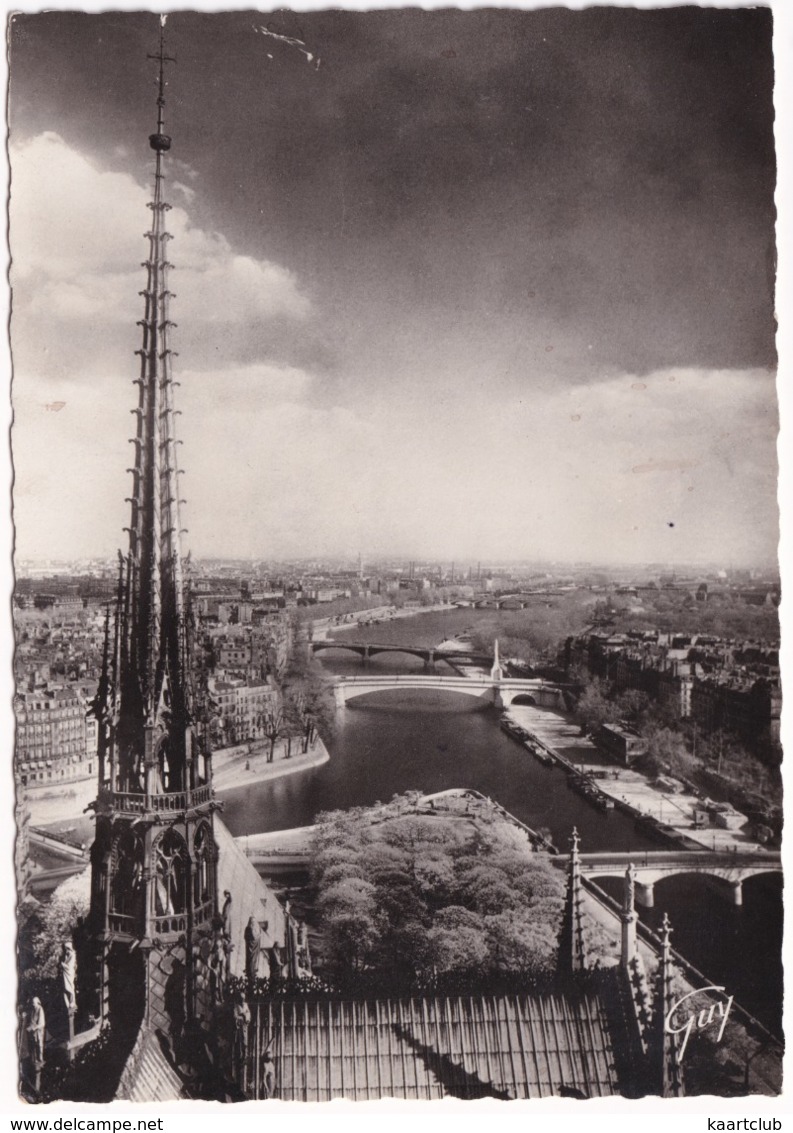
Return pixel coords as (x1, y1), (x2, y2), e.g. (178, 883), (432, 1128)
(509, 693), (537, 707)
(311, 641), (367, 658)
(584, 864), (781, 909)
(367, 646), (429, 663)
(335, 679), (498, 708)
(332, 674), (565, 713)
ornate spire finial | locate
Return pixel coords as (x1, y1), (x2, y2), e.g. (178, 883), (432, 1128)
(558, 828), (587, 976)
(652, 912), (685, 1097)
(147, 15), (175, 152)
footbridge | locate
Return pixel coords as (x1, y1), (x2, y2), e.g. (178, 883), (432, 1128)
(311, 640), (495, 668)
(554, 849), (782, 907)
(332, 674), (565, 710)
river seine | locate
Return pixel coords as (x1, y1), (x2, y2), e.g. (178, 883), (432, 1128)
(221, 651), (783, 1035)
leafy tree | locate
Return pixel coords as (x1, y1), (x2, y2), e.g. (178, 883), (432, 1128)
(575, 679), (618, 734)
(427, 906), (489, 973)
(638, 727), (695, 779)
(309, 794), (564, 987)
(614, 688), (651, 724)
(316, 877), (383, 973)
(484, 909), (559, 974)
(26, 869), (91, 983)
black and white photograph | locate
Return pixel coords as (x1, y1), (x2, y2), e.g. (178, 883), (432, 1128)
(6, 1), (785, 1107)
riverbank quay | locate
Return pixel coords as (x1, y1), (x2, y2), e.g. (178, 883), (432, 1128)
(23, 775), (97, 827)
(311, 602), (451, 641)
(212, 735), (330, 794)
(30, 738), (330, 849)
(504, 703), (766, 854)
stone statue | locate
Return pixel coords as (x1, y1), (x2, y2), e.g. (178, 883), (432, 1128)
(27, 998), (45, 1066)
(261, 1048), (276, 1099)
(244, 916), (261, 984)
(233, 993), (251, 1063)
(268, 941), (284, 979)
(59, 941), (77, 1013)
(208, 930), (226, 1004)
(623, 864), (636, 914)
(221, 890), (233, 938)
(297, 921), (311, 975)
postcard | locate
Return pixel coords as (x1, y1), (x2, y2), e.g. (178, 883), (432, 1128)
(6, 1), (786, 1111)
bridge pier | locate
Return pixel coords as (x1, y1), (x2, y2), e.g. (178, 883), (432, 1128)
(334, 685), (347, 709)
(635, 881), (655, 909)
(730, 880), (743, 907)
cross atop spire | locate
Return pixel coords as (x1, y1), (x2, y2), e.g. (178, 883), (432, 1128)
(147, 15), (176, 148)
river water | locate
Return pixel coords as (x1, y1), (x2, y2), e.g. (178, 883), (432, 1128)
(221, 651), (783, 1034)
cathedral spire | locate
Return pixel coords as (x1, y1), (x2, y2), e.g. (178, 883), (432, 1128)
(112, 15), (197, 795)
(88, 22), (220, 1041)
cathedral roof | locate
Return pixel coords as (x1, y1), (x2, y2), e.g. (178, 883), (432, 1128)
(260, 992), (620, 1100)
(115, 1028), (186, 1103)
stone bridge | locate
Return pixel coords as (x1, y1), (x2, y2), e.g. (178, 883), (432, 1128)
(332, 674), (565, 710)
(311, 640), (495, 668)
(555, 849), (782, 907)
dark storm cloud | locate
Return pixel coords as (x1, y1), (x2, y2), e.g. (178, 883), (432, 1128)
(9, 8), (779, 563)
(10, 7), (775, 384)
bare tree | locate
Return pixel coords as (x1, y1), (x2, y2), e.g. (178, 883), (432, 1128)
(261, 708), (284, 763)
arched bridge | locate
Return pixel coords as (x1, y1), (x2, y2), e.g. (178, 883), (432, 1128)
(555, 849), (782, 908)
(311, 640), (496, 668)
(332, 674), (565, 710)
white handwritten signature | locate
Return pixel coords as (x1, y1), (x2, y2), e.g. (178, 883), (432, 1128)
(665, 985), (734, 1063)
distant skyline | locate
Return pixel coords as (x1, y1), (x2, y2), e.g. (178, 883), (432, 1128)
(13, 553), (781, 575)
(9, 7), (778, 566)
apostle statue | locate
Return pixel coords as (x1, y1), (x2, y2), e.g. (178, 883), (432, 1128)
(27, 998), (46, 1067)
(232, 991), (251, 1077)
(623, 864), (636, 914)
(261, 1047), (277, 1099)
(59, 940), (77, 1014)
(208, 929), (227, 1005)
(221, 890), (233, 938)
(244, 916), (261, 985)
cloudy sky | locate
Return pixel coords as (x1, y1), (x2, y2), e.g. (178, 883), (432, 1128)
(9, 6), (779, 566)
